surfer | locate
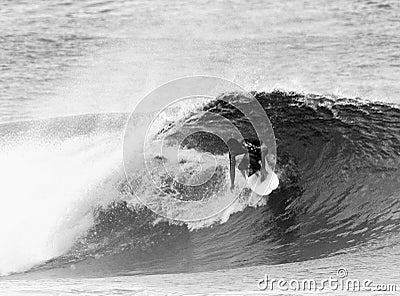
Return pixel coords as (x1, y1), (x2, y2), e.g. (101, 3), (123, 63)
(227, 138), (269, 190)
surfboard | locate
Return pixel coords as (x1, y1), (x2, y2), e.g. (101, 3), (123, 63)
(245, 165), (279, 196)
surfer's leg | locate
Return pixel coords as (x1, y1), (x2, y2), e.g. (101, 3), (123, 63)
(249, 157), (261, 177)
(238, 154), (250, 178)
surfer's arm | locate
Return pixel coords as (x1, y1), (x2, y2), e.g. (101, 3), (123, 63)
(260, 144), (268, 181)
(229, 152), (236, 189)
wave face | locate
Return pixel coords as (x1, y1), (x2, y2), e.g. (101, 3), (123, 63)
(1, 91), (400, 277)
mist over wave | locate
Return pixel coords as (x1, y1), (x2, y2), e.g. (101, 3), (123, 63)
(0, 114), (127, 276)
(1, 91), (399, 278)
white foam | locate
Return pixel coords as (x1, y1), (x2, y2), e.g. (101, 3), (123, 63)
(0, 132), (122, 276)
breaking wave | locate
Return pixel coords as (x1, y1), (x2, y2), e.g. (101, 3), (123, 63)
(1, 91), (399, 277)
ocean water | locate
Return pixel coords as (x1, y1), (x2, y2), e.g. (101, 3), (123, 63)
(1, 0), (400, 295)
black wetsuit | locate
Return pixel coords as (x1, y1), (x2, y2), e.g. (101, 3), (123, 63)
(229, 139), (262, 176)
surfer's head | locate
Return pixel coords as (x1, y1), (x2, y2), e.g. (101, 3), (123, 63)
(227, 138), (240, 147)
(227, 138), (243, 154)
